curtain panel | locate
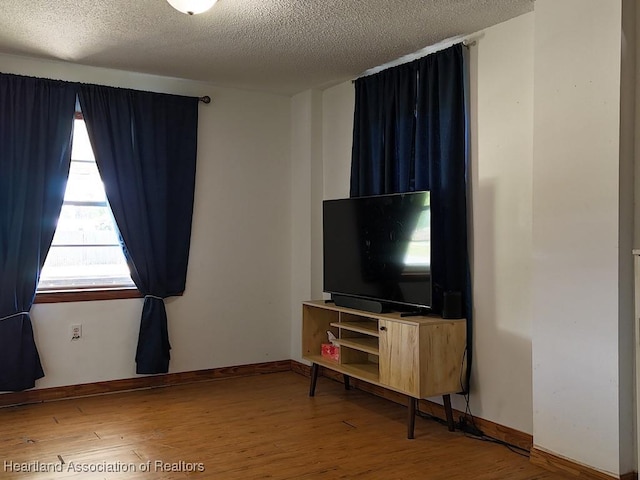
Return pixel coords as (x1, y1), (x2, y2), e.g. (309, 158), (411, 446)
(0, 71), (200, 390)
(78, 85), (198, 374)
(350, 44), (472, 390)
(350, 62), (417, 195)
(0, 73), (76, 391)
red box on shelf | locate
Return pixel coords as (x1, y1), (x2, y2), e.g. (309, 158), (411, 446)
(321, 343), (340, 361)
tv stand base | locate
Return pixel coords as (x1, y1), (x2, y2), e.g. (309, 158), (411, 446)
(308, 361), (455, 439)
(302, 300), (466, 439)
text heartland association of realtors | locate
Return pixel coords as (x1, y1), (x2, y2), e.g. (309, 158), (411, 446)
(4, 460), (206, 473)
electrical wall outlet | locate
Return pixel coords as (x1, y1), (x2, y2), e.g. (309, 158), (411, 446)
(70, 324), (82, 341)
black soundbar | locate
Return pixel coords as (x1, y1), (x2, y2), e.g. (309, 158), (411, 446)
(332, 295), (387, 314)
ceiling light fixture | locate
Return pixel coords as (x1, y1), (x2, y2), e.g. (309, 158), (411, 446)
(166, 0), (218, 15)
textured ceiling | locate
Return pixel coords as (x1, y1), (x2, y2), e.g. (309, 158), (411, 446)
(0, 0), (533, 95)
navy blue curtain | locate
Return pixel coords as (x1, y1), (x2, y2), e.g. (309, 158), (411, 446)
(351, 62), (417, 194)
(0, 73), (76, 391)
(351, 44), (472, 391)
(78, 85), (198, 374)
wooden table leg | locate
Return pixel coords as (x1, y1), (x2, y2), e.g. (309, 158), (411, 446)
(407, 397), (416, 439)
(443, 394), (455, 432)
(343, 374), (351, 390)
(309, 363), (319, 397)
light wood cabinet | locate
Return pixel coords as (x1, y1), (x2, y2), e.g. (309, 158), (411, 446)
(302, 300), (466, 438)
(378, 319), (420, 397)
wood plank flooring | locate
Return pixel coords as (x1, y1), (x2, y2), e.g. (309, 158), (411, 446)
(0, 372), (572, 479)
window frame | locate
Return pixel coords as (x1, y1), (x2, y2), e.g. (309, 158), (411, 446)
(35, 288), (142, 304)
(35, 111), (140, 303)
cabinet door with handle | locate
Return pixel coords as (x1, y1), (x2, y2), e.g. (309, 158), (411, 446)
(378, 319), (420, 397)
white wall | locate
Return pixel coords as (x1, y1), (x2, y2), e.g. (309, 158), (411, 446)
(1, 53), (293, 388)
(322, 81), (354, 201)
(636, 0), (640, 249)
(620, 0), (636, 471)
(288, 82), (354, 364)
(467, 12), (535, 434)
(290, 90), (324, 359)
(635, 0), (640, 468)
(532, 0), (634, 475)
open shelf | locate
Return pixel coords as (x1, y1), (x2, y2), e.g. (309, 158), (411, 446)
(334, 337), (379, 355)
(338, 362), (379, 383)
(305, 354), (379, 384)
(330, 321), (379, 337)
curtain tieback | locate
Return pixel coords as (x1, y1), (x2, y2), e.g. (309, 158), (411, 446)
(144, 295), (164, 301)
(0, 311), (30, 322)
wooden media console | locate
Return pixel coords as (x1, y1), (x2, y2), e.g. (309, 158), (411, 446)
(302, 300), (466, 439)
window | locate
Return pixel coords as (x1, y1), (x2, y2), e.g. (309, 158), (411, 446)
(403, 196), (431, 269)
(37, 116), (136, 294)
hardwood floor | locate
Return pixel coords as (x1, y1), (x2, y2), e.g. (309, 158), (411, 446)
(0, 372), (571, 479)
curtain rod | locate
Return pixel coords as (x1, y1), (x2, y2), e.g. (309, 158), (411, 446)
(1, 71), (214, 103)
(353, 32), (483, 82)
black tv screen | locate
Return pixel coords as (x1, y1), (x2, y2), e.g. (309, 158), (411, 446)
(323, 191), (431, 310)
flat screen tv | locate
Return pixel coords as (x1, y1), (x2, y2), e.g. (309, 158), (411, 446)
(323, 191), (431, 313)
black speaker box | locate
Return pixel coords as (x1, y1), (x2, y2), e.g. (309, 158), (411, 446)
(442, 291), (463, 319)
